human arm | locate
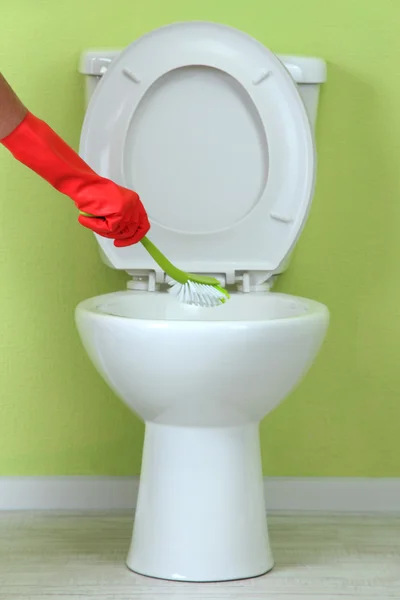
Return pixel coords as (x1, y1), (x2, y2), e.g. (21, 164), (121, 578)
(0, 73), (149, 246)
(0, 73), (27, 139)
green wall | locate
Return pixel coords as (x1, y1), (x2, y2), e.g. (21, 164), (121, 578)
(0, 0), (398, 476)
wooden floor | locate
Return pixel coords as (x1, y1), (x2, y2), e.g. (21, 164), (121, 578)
(0, 513), (399, 599)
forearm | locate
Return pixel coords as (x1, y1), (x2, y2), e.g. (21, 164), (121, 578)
(0, 74), (149, 245)
(0, 73), (27, 140)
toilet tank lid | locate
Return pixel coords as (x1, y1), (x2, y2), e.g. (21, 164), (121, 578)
(79, 49), (327, 84)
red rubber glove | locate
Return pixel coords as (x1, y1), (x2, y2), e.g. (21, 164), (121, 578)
(1, 111), (150, 246)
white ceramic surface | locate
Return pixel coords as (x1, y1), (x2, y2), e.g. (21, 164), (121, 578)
(79, 22), (316, 280)
(76, 291), (329, 581)
(76, 21), (328, 583)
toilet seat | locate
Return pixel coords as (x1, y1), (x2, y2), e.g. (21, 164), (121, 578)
(80, 22), (315, 281)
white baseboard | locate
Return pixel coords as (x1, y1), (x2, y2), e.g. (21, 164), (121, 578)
(0, 477), (139, 511)
(0, 477), (400, 512)
(264, 477), (400, 513)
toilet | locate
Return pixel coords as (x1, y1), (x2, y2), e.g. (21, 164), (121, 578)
(76, 22), (329, 582)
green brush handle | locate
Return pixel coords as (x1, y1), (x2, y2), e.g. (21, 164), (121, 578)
(79, 211), (222, 287)
(140, 236), (190, 285)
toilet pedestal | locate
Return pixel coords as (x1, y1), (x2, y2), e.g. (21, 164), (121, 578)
(127, 421), (274, 582)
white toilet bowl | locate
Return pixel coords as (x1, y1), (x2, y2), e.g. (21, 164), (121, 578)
(76, 291), (329, 581)
(76, 21), (328, 582)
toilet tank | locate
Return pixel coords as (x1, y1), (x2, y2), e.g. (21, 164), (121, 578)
(79, 50), (327, 133)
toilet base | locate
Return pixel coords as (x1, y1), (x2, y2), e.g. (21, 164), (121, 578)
(127, 421), (274, 582)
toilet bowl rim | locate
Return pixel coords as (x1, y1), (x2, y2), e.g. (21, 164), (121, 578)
(75, 291), (329, 326)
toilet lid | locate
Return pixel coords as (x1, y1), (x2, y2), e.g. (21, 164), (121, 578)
(80, 22), (315, 277)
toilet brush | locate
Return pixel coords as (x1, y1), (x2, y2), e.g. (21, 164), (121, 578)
(81, 211), (230, 308)
(1, 111), (229, 308)
(140, 235), (230, 307)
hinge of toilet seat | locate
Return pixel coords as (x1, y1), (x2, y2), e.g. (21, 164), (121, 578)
(236, 271), (276, 293)
(126, 270), (277, 293)
(126, 270), (228, 292)
(126, 270), (161, 291)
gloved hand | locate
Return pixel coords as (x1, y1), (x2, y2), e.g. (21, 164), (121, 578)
(1, 111), (150, 246)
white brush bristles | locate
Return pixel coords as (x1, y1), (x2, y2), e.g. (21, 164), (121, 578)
(168, 280), (226, 308)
